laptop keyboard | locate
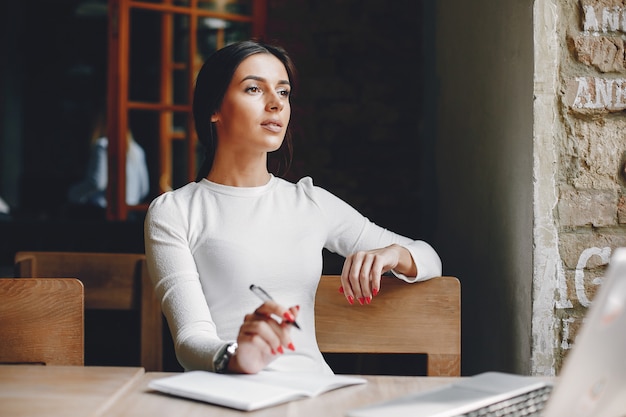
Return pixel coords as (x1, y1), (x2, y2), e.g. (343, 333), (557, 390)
(459, 385), (553, 417)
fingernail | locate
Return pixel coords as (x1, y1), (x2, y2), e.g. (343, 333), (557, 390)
(358, 297), (365, 305)
(283, 311), (296, 322)
(271, 348), (276, 355)
(372, 288), (379, 297)
(339, 286), (344, 294)
(347, 295), (354, 305)
(277, 346), (284, 354)
(287, 343), (295, 351)
(365, 296), (371, 304)
(295, 305), (300, 311)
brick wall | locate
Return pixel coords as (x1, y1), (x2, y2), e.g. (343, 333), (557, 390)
(555, 0), (626, 371)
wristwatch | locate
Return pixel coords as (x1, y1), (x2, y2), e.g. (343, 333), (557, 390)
(214, 342), (238, 373)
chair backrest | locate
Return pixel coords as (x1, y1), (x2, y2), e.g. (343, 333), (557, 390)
(0, 278), (84, 365)
(14, 251), (163, 371)
(315, 275), (461, 376)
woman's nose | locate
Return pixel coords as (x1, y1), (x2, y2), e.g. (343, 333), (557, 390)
(266, 93), (284, 112)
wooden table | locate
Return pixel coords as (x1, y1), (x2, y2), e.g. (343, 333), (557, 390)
(0, 365), (144, 417)
(0, 365), (458, 417)
(107, 372), (458, 417)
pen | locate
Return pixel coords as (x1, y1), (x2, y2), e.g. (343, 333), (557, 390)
(249, 284), (301, 329)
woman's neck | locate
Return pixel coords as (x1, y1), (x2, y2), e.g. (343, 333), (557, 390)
(206, 161), (271, 187)
(206, 147), (273, 187)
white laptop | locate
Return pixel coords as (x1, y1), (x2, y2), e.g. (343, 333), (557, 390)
(348, 247), (626, 417)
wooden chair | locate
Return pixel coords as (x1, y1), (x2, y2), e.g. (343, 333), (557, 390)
(315, 275), (461, 376)
(14, 251), (163, 371)
(0, 278), (84, 365)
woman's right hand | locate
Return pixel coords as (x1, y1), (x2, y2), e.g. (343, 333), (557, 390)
(227, 301), (298, 374)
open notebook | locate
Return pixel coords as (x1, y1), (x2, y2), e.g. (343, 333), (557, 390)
(148, 370), (366, 411)
(348, 247), (626, 417)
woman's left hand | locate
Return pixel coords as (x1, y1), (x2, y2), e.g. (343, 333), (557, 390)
(339, 244), (416, 305)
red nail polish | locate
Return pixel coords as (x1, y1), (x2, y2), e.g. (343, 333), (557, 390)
(277, 346), (284, 354)
(271, 348), (276, 355)
(358, 297), (365, 305)
(283, 311), (295, 322)
(287, 343), (295, 351)
(347, 295), (354, 305)
(339, 286), (344, 294)
(295, 305), (300, 311)
(365, 296), (371, 304)
(372, 288), (379, 297)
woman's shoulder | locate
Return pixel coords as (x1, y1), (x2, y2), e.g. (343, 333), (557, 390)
(278, 176), (343, 205)
(147, 181), (204, 213)
(279, 176), (320, 191)
(277, 176), (320, 196)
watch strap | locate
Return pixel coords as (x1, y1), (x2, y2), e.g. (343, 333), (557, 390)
(213, 342), (237, 373)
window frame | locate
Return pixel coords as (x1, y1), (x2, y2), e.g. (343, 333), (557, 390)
(106, 0), (266, 220)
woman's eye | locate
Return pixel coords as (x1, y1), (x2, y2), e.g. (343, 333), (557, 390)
(278, 89), (291, 98)
(245, 86), (261, 94)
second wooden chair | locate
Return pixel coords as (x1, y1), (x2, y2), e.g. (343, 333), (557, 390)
(14, 251), (163, 371)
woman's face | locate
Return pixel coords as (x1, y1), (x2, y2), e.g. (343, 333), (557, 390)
(211, 53), (291, 155)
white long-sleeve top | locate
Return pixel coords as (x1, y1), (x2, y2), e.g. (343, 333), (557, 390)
(144, 175), (442, 374)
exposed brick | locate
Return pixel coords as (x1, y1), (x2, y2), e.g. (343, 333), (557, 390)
(562, 268), (604, 308)
(558, 189), (617, 227)
(559, 233), (626, 268)
(569, 34), (625, 72)
(564, 118), (626, 189)
(564, 76), (626, 113)
(580, 0), (626, 33)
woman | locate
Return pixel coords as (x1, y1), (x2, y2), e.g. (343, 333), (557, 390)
(144, 40), (442, 375)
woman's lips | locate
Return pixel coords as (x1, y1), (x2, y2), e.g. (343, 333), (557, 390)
(261, 120), (283, 133)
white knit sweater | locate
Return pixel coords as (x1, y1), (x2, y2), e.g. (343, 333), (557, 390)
(144, 175), (442, 373)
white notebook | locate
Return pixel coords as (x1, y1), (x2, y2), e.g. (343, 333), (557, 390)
(148, 370), (366, 411)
